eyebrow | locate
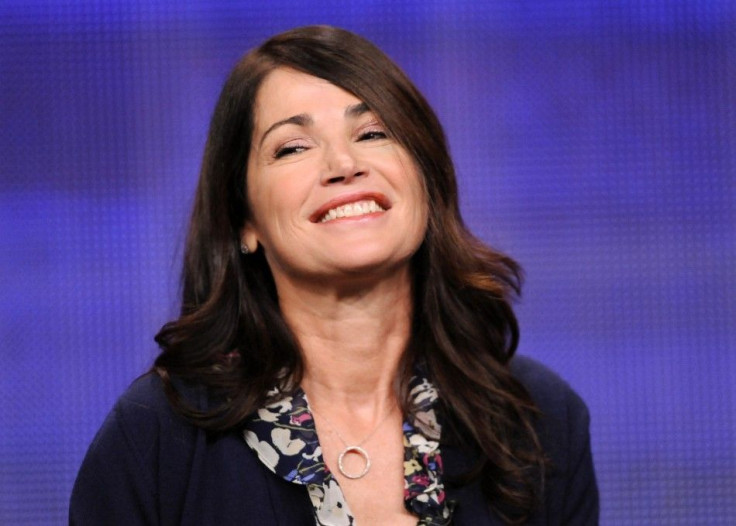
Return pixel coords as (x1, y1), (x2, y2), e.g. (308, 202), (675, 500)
(257, 102), (373, 148)
(345, 101), (370, 118)
(258, 114), (312, 148)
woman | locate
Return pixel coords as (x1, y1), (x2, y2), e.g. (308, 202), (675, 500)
(71, 26), (598, 525)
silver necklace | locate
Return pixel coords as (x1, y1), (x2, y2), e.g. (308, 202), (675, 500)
(311, 405), (394, 480)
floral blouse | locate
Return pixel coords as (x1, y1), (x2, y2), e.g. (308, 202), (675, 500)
(243, 374), (454, 525)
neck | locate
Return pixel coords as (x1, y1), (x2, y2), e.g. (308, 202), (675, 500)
(276, 266), (413, 417)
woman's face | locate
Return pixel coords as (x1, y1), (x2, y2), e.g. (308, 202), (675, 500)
(242, 67), (428, 288)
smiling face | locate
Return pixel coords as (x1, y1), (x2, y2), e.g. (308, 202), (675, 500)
(242, 68), (428, 289)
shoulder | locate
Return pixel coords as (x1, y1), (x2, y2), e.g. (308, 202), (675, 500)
(509, 354), (588, 421)
(70, 373), (205, 524)
(114, 372), (175, 420)
(79, 373), (202, 474)
(77, 372), (199, 479)
(101, 373), (193, 445)
(510, 355), (599, 524)
(102, 373), (206, 467)
(88, 373), (169, 453)
(509, 354), (591, 457)
(109, 370), (208, 426)
(119, 371), (170, 407)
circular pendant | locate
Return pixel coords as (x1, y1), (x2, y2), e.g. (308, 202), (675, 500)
(337, 446), (371, 479)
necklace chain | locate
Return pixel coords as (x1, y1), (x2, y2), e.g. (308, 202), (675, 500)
(310, 403), (395, 480)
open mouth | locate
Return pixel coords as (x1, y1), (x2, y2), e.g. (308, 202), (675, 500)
(318, 199), (386, 223)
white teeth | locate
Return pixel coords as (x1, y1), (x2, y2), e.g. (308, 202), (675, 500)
(320, 199), (385, 223)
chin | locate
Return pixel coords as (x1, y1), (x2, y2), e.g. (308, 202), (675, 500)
(328, 250), (416, 279)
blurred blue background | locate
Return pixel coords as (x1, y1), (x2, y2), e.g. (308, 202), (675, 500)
(1, 1), (734, 523)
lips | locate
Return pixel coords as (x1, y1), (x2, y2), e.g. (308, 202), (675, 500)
(310, 193), (390, 223)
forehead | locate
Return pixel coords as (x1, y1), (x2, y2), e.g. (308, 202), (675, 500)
(253, 68), (363, 125)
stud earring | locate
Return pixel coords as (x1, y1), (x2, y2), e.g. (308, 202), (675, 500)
(240, 243), (250, 255)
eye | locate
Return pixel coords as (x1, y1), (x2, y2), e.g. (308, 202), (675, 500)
(358, 130), (388, 141)
(273, 143), (309, 159)
(358, 130), (387, 141)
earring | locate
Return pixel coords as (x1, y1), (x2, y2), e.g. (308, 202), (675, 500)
(240, 243), (250, 255)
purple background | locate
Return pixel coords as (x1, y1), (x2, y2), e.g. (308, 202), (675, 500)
(2, 1), (734, 523)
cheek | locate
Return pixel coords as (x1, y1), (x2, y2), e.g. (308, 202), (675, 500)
(244, 175), (279, 246)
(415, 200), (430, 241)
(248, 178), (309, 244)
(397, 177), (429, 248)
(412, 177), (431, 240)
(406, 168), (429, 219)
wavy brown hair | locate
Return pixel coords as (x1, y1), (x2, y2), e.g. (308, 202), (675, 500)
(154, 25), (545, 523)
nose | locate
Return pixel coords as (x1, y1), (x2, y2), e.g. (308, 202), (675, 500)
(320, 142), (367, 185)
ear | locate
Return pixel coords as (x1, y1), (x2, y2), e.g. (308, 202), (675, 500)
(240, 223), (259, 254)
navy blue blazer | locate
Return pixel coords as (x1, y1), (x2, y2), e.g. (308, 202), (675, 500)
(70, 356), (598, 525)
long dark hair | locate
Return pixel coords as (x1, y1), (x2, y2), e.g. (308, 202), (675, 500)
(154, 25), (545, 523)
